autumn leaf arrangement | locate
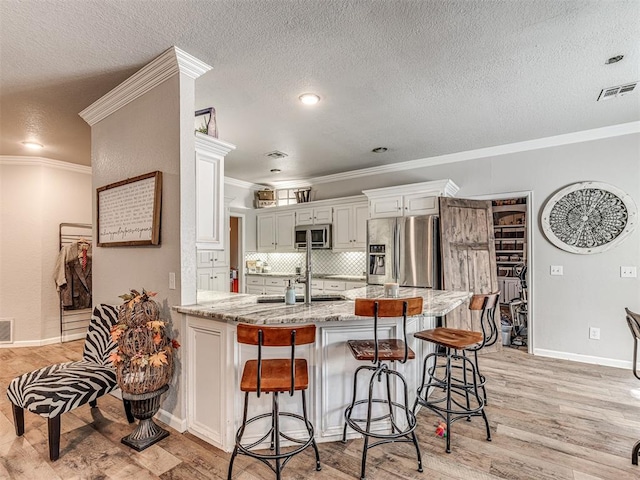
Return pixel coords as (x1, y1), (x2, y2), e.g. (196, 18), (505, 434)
(109, 289), (180, 395)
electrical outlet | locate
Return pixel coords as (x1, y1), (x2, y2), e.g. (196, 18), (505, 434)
(550, 265), (563, 276)
(621, 266), (637, 278)
(589, 327), (600, 340)
(169, 272), (176, 290)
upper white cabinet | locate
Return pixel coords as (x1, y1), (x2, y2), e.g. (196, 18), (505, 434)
(256, 211), (296, 252)
(332, 202), (368, 251)
(195, 133), (236, 250)
(295, 206), (333, 225)
(363, 179), (459, 219)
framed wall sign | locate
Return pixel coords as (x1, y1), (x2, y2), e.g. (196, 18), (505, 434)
(97, 171), (162, 247)
(541, 181), (637, 254)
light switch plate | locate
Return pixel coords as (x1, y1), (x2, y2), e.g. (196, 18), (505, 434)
(169, 272), (176, 290)
(550, 265), (563, 276)
(621, 266), (637, 278)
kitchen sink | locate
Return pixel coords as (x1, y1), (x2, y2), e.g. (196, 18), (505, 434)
(256, 294), (347, 304)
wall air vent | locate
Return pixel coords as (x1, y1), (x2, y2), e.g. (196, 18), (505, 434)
(265, 151), (288, 159)
(0, 318), (13, 343)
(597, 82), (637, 101)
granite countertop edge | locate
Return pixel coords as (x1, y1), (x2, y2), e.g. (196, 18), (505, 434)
(246, 272), (366, 281)
(175, 287), (472, 325)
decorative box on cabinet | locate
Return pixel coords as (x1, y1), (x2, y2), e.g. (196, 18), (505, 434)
(332, 202), (368, 251)
(256, 211), (296, 252)
(363, 179), (459, 219)
(195, 133), (235, 250)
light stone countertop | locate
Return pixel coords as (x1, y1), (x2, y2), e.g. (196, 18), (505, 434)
(176, 286), (471, 325)
(246, 272), (366, 282)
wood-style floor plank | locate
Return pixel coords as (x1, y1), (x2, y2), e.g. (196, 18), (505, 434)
(1, 340), (640, 479)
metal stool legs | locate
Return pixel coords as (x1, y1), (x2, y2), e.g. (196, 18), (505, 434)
(414, 349), (491, 453)
(343, 362), (422, 480)
(227, 390), (321, 480)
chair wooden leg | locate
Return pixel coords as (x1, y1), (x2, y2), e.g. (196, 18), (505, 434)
(123, 399), (134, 423)
(12, 404), (24, 436)
(48, 416), (61, 461)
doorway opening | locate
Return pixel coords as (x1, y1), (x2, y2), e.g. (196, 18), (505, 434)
(229, 213), (244, 294)
(492, 197), (529, 351)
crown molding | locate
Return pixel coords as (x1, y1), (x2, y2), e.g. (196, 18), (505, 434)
(0, 156), (91, 174)
(194, 132), (236, 156)
(271, 121), (640, 188)
(224, 176), (267, 190)
(79, 46), (212, 126)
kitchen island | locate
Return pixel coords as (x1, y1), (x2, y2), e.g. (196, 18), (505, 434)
(175, 286), (471, 451)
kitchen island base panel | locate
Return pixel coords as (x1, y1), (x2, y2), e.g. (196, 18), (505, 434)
(184, 314), (436, 452)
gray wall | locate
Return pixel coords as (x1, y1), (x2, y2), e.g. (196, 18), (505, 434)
(312, 133), (640, 366)
(91, 73), (196, 425)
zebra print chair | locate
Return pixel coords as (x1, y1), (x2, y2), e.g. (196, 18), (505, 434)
(6, 304), (134, 461)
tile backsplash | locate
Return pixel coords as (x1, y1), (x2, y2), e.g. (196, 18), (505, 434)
(245, 251), (366, 277)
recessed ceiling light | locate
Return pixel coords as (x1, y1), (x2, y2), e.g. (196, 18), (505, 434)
(372, 147), (388, 153)
(270, 168), (281, 173)
(299, 93), (320, 105)
(606, 55), (624, 64)
(22, 141), (44, 149)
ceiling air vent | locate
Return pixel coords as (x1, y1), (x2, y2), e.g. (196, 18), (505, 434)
(597, 82), (637, 101)
(265, 151), (288, 159)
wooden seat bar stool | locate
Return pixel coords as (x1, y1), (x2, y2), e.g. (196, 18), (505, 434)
(342, 297), (424, 480)
(412, 292), (499, 453)
(227, 323), (321, 480)
(625, 307), (640, 465)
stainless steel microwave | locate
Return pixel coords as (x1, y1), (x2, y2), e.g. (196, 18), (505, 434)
(295, 224), (332, 249)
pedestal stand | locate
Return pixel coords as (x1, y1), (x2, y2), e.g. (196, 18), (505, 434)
(121, 384), (170, 451)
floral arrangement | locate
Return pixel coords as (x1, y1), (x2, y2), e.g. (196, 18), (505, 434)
(109, 289), (180, 394)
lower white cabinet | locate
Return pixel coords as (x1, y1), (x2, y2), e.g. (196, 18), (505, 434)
(184, 313), (436, 452)
(498, 276), (520, 304)
(197, 267), (229, 292)
(185, 316), (230, 447)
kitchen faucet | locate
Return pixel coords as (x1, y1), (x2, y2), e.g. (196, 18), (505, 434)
(295, 228), (312, 304)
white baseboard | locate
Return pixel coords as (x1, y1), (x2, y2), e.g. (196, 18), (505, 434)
(0, 332), (85, 348)
(534, 348), (631, 370)
(157, 409), (187, 433)
(109, 390), (187, 432)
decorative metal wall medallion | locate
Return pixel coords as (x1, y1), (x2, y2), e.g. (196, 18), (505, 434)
(541, 182), (637, 254)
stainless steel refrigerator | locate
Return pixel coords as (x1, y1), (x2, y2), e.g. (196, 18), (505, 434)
(367, 215), (440, 288)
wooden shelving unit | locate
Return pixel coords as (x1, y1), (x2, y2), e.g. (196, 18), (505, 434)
(493, 202), (526, 304)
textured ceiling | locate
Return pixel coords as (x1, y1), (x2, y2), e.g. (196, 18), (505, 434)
(1, 1), (639, 185)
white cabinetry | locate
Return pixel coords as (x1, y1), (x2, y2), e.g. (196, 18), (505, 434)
(256, 211), (296, 252)
(363, 179), (459, 219)
(332, 202), (368, 251)
(195, 133), (235, 250)
(498, 277), (520, 305)
(295, 206), (333, 225)
(186, 315), (230, 448)
(197, 267), (229, 291)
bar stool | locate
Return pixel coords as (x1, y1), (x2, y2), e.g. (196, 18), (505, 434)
(228, 323), (321, 480)
(342, 297), (423, 480)
(462, 293), (499, 405)
(413, 292), (499, 453)
(625, 307), (640, 465)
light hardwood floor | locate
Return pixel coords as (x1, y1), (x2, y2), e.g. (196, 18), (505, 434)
(1, 341), (639, 479)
